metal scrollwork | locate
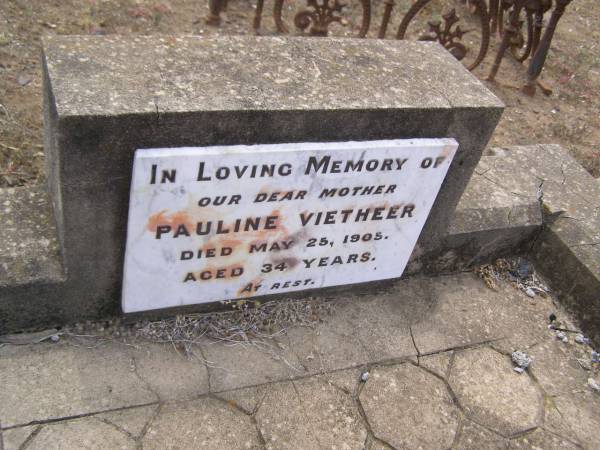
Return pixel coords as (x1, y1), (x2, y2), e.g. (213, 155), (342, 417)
(273, 0), (371, 37)
(396, 0), (490, 70)
(419, 9), (470, 60)
(209, 0), (573, 92)
(296, 0), (345, 36)
(489, 0), (551, 63)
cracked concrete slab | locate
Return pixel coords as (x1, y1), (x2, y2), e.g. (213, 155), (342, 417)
(143, 397), (261, 449)
(26, 417), (136, 450)
(508, 429), (580, 449)
(454, 419), (507, 449)
(1, 425), (38, 450)
(315, 367), (363, 396)
(0, 342), (156, 428)
(472, 144), (600, 243)
(96, 404), (158, 440)
(364, 434), (393, 450)
(410, 273), (511, 354)
(214, 385), (268, 415)
(452, 158), (541, 234)
(412, 271), (563, 356)
(255, 377), (367, 450)
(282, 277), (433, 374)
(542, 397), (584, 445)
(132, 343), (209, 400)
(486, 290), (560, 355)
(528, 339), (589, 396)
(552, 391), (600, 449)
(201, 337), (305, 393)
(341, 305), (416, 364)
(419, 351), (453, 379)
(359, 363), (459, 449)
(282, 324), (370, 376)
(448, 347), (543, 437)
(254, 381), (310, 449)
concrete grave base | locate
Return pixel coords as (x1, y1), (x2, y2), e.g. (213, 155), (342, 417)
(2, 144), (599, 346)
(1, 35), (504, 332)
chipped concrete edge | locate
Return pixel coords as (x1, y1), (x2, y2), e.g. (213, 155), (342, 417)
(532, 219), (600, 347)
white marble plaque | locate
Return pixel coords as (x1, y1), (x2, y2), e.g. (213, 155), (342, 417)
(122, 139), (458, 313)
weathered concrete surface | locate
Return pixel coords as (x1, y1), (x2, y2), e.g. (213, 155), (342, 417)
(534, 220), (600, 346)
(472, 144), (600, 346)
(448, 347), (543, 437)
(528, 339), (589, 396)
(25, 417), (136, 450)
(456, 420), (508, 449)
(256, 378), (367, 449)
(552, 391), (600, 449)
(2, 406), (157, 450)
(97, 405), (158, 439)
(1, 272), (598, 449)
(142, 397), (261, 449)
(202, 336), (304, 393)
(359, 363), (459, 449)
(410, 149), (543, 274)
(0, 35), (503, 333)
(314, 367), (363, 396)
(281, 277), (428, 374)
(214, 385), (268, 415)
(0, 342), (157, 428)
(0, 186), (63, 287)
(0, 340), (207, 428)
(419, 351), (453, 379)
(131, 343), (209, 400)
(508, 429), (580, 449)
(410, 271), (558, 355)
(1, 425), (37, 450)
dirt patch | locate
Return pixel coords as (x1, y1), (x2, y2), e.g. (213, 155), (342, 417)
(0, 0), (598, 188)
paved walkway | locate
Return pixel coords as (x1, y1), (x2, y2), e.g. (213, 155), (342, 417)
(1, 272), (599, 449)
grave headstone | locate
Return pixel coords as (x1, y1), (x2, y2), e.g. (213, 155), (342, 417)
(0, 36), (503, 330)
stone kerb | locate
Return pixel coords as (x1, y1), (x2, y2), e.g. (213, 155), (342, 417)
(0, 35), (503, 332)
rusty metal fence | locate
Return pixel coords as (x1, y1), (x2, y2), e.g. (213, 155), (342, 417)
(206, 0), (573, 95)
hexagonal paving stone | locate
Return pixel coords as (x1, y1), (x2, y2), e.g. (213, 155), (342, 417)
(143, 397), (261, 449)
(359, 363), (459, 449)
(448, 347), (543, 437)
(256, 377), (367, 450)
